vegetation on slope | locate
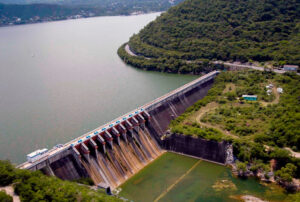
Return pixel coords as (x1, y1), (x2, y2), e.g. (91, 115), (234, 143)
(0, 191), (12, 202)
(119, 0), (300, 73)
(0, 160), (121, 202)
(169, 70), (300, 186)
(0, 0), (183, 26)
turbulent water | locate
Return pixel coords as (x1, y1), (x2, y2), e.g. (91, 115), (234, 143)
(79, 126), (162, 189)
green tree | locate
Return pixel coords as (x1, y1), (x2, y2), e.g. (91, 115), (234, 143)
(236, 161), (248, 177)
(0, 191), (12, 202)
(275, 163), (297, 182)
(226, 92), (237, 101)
(0, 160), (16, 186)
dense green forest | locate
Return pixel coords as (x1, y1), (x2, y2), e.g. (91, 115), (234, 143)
(0, 0), (183, 26)
(0, 0), (178, 6)
(119, 0), (300, 74)
(169, 70), (300, 188)
(0, 160), (121, 202)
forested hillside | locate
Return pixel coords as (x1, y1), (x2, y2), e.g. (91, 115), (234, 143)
(0, 0), (182, 26)
(119, 0), (300, 73)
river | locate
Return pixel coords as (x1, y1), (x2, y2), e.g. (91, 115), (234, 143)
(0, 13), (197, 163)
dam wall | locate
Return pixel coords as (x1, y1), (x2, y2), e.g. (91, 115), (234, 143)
(19, 71), (221, 189)
(163, 134), (228, 164)
(145, 78), (214, 143)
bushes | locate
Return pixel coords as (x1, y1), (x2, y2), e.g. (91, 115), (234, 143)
(249, 159), (269, 174)
(234, 126), (256, 136)
(206, 71), (299, 149)
(0, 191), (12, 202)
(171, 123), (230, 142)
(236, 161), (247, 173)
(0, 160), (17, 186)
(0, 160), (121, 202)
(169, 70), (300, 184)
(225, 92), (237, 101)
(275, 163), (297, 182)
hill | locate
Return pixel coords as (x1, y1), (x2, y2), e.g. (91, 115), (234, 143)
(118, 0), (300, 74)
(0, 0), (183, 26)
(0, 0), (181, 7)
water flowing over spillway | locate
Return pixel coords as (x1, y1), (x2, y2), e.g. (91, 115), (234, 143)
(19, 71), (223, 191)
(75, 123), (162, 189)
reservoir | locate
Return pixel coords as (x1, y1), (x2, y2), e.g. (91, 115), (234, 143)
(0, 13), (290, 201)
(0, 13), (197, 163)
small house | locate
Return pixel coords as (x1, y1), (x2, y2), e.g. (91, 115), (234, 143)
(266, 84), (273, 89)
(242, 95), (257, 101)
(283, 65), (299, 72)
(277, 88), (283, 94)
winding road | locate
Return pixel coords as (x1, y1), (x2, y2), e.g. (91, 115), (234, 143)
(124, 44), (299, 75)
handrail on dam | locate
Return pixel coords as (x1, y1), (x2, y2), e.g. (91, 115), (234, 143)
(18, 71), (219, 169)
(143, 71), (219, 111)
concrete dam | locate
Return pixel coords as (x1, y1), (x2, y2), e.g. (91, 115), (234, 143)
(18, 71), (227, 190)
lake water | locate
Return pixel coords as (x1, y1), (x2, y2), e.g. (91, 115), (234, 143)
(0, 14), (197, 163)
(0, 13), (290, 202)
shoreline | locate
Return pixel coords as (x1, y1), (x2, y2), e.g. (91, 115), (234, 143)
(123, 43), (300, 76)
(0, 11), (162, 29)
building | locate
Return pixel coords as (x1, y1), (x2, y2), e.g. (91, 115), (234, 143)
(283, 65), (299, 72)
(277, 88), (283, 94)
(27, 148), (48, 163)
(242, 95), (257, 101)
(266, 84), (273, 89)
